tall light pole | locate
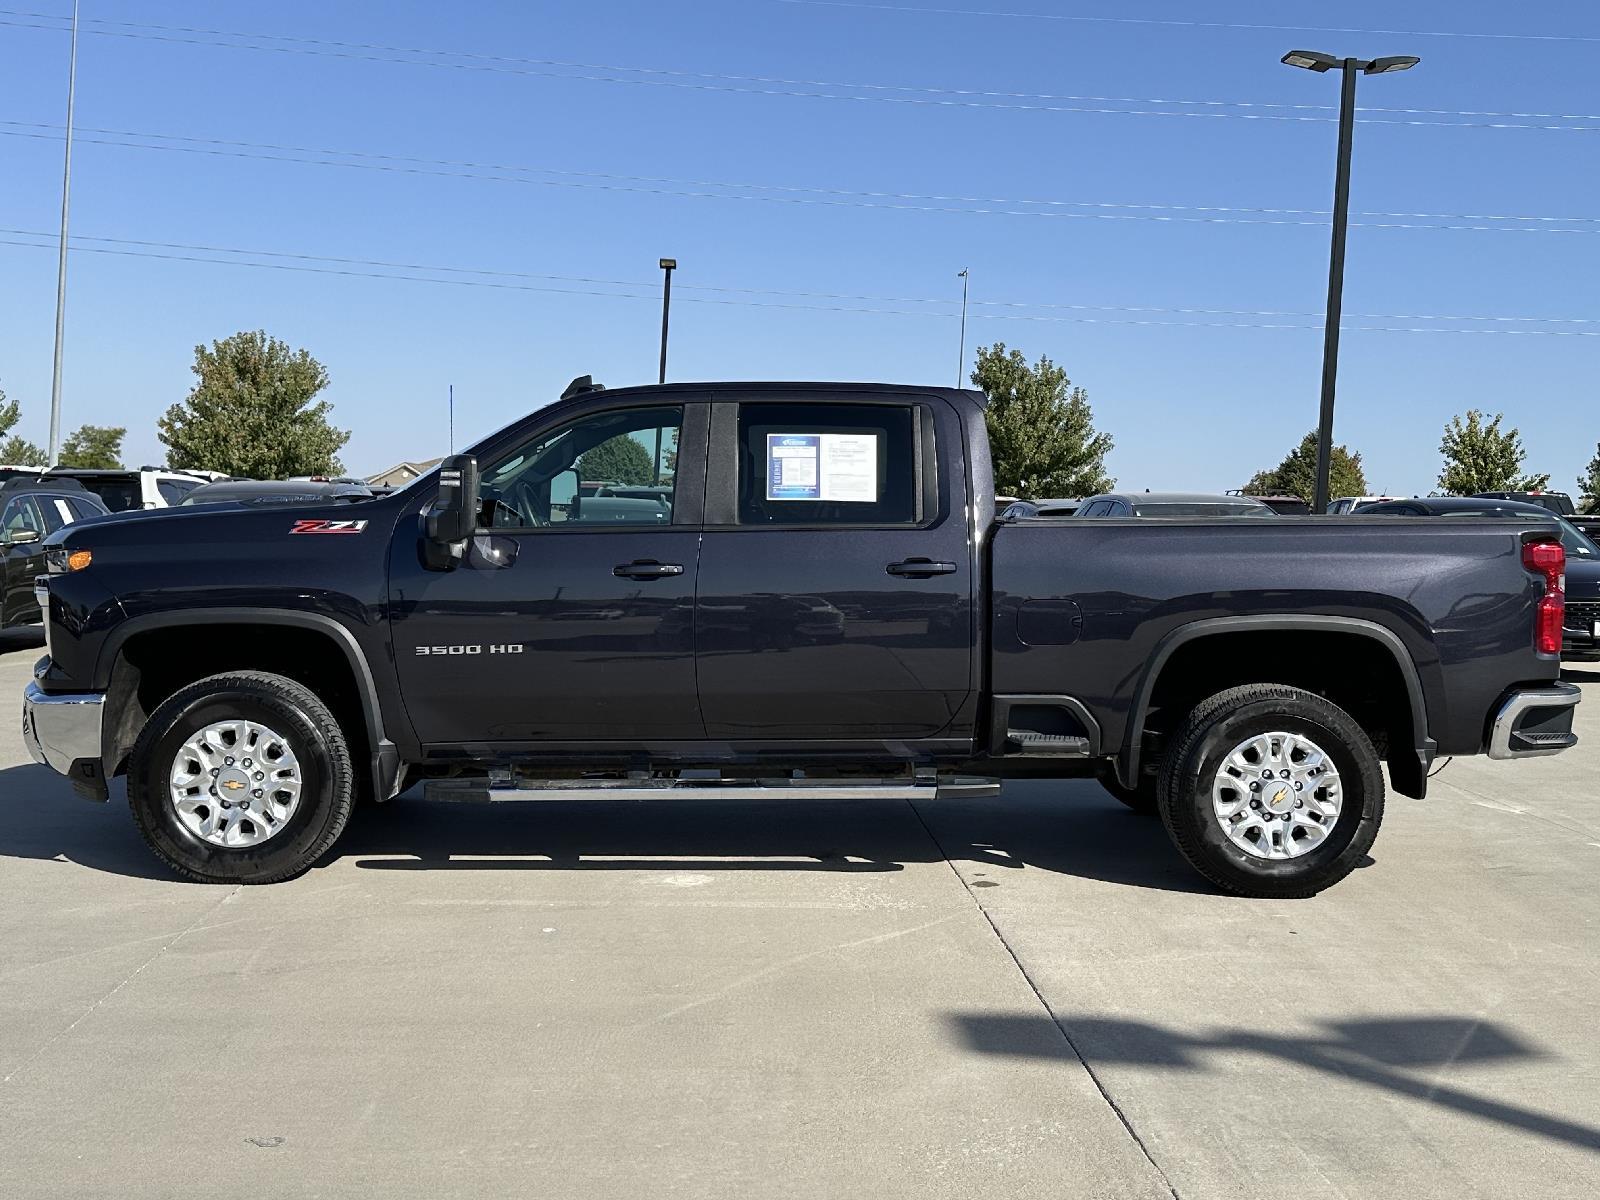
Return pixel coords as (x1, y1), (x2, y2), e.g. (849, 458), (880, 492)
(657, 257), (676, 385)
(1281, 50), (1419, 513)
(955, 269), (970, 389)
(48, 0), (81, 467)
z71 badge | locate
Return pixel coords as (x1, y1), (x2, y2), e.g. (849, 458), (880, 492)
(289, 519), (369, 535)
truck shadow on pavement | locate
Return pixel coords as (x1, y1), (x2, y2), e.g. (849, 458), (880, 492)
(340, 778), (1214, 893)
(0, 763), (1209, 892)
(951, 1012), (1600, 1155)
(0, 765), (178, 882)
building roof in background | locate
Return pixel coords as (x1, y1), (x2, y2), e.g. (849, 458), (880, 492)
(365, 458), (443, 487)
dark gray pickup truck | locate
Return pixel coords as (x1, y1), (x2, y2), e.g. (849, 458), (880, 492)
(24, 381), (1580, 896)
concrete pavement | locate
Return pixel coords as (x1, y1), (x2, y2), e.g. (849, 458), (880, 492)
(2, 631), (1596, 1198)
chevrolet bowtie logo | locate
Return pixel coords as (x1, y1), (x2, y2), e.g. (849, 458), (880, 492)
(1272, 787), (1289, 806)
(221, 779), (247, 791)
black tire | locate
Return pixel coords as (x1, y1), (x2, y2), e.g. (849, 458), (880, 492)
(128, 671), (355, 884)
(1099, 772), (1159, 815)
(1157, 684), (1384, 898)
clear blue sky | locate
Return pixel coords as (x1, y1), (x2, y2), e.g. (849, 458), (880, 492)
(0, 1), (1595, 492)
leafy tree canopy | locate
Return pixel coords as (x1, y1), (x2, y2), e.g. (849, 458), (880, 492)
(971, 343), (1114, 498)
(159, 331), (349, 478)
(58, 424), (126, 470)
(1243, 430), (1368, 504)
(0, 385), (47, 467)
(578, 434), (656, 485)
(1577, 442), (1600, 514)
(1437, 410), (1548, 495)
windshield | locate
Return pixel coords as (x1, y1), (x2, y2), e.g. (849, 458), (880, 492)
(1132, 502), (1275, 517)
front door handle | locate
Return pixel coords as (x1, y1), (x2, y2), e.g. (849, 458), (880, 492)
(613, 560), (685, 580)
(886, 558), (958, 577)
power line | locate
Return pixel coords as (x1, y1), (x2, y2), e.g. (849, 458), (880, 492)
(2, 230), (1596, 335)
(2, 12), (1598, 133)
(4, 124), (1598, 236)
(775, 0), (1600, 45)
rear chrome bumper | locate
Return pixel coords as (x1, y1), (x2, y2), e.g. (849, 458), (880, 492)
(1487, 683), (1581, 759)
(22, 680), (105, 776)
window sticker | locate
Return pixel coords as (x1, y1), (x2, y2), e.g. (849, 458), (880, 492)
(765, 433), (879, 502)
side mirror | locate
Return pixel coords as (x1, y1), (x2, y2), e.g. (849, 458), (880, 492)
(423, 455), (479, 570)
(4, 528), (41, 547)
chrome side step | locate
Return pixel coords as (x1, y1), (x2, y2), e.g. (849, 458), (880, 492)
(422, 771), (1001, 803)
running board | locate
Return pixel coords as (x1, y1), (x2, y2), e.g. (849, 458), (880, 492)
(1004, 730), (1092, 757)
(422, 771), (1001, 804)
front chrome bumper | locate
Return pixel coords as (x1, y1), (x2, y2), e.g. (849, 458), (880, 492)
(1487, 683), (1581, 759)
(22, 680), (105, 776)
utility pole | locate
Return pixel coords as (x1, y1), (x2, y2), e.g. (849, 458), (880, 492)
(47, 0), (81, 467)
(955, 269), (970, 389)
(658, 258), (676, 385)
(1281, 50), (1419, 513)
(448, 384), (454, 453)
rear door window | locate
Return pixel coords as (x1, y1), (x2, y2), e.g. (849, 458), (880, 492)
(736, 403), (921, 526)
(157, 479), (198, 505)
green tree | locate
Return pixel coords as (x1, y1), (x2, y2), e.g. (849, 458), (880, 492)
(57, 424), (126, 469)
(1577, 443), (1600, 514)
(159, 331), (349, 478)
(0, 384), (47, 467)
(578, 434), (656, 485)
(970, 343), (1114, 497)
(1243, 430), (1368, 504)
(1437, 410), (1548, 495)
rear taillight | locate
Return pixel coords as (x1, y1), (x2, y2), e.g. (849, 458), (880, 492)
(1523, 540), (1565, 655)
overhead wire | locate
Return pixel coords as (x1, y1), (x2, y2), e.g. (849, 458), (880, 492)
(3, 123), (1597, 236)
(1, 231), (1595, 336)
(775, 0), (1600, 45)
(1, 12), (1598, 132)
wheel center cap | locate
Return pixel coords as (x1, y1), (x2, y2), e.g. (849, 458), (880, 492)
(218, 769), (252, 798)
(1264, 782), (1294, 812)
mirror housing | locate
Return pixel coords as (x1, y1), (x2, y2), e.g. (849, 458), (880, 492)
(4, 528), (41, 547)
(423, 455), (479, 570)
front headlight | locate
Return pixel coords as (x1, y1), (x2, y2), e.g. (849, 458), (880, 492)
(46, 546), (92, 574)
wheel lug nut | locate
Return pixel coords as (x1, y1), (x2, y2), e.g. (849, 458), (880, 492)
(252, 789), (263, 799)
(1250, 799), (1261, 809)
(1280, 769), (1291, 779)
(1295, 799), (1304, 809)
(1294, 781), (1304, 791)
(224, 757), (234, 766)
(210, 768), (219, 777)
(242, 758), (252, 768)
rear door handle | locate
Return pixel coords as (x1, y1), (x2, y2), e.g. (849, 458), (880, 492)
(886, 558), (958, 577)
(613, 560), (685, 580)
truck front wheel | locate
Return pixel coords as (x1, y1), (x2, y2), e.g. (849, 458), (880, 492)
(1157, 684), (1384, 898)
(127, 671), (355, 884)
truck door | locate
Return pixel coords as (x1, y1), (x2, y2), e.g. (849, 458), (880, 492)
(389, 401), (708, 745)
(693, 392), (976, 742)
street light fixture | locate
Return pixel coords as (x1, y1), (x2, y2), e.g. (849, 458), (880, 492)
(1282, 49), (1420, 514)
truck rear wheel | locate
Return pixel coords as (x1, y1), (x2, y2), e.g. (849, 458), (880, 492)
(128, 671), (355, 884)
(1157, 684), (1384, 898)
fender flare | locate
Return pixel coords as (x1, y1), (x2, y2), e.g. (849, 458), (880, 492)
(98, 608), (402, 800)
(1120, 614), (1432, 787)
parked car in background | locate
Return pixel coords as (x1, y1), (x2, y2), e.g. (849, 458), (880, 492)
(1246, 494), (1310, 516)
(2, 477), (109, 629)
(42, 467), (215, 512)
(999, 498), (1080, 519)
(1358, 496), (1600, 661)
(1328, 495), (1404, 514)
(180, 479), (374, 507)
(1076, 492), (1276, 518)
(1474, 490), (1577, 517)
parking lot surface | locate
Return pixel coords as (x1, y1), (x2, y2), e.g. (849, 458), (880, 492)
(2, 631), (1596, 1199)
